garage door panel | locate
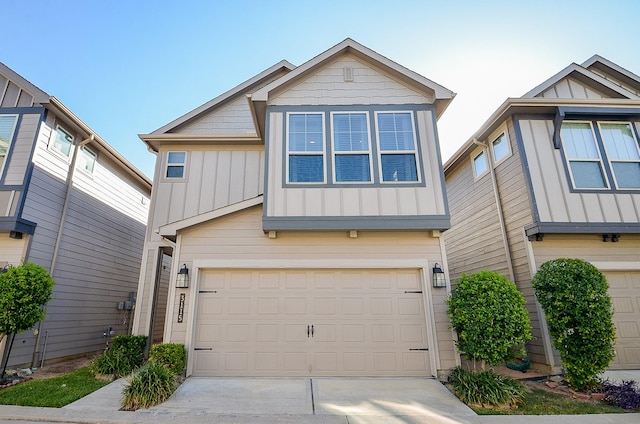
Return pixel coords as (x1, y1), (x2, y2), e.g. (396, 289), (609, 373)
(605, 271), (640, 369)
(194, 269), (431, 376)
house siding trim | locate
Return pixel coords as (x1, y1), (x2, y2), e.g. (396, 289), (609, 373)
(512, 116), (542, 229)
(269, 105), (433, 189)
(525, 222), (640, 238)
(0, 216), (36, 234)
(262, 215), (451, 231)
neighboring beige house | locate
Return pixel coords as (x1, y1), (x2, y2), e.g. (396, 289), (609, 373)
(133, 39), (458, 378)
(0, 62), (151, 368)
(444, 55), (640, 371)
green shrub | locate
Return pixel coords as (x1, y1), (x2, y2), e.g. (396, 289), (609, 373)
(90, 335), (147, 377)
(448, 366), (525, 407)
(532, 258), (616, 391)
(149, 343), (186, 375)
(447, 270), (532, 368)
(121, 362), (176, 410)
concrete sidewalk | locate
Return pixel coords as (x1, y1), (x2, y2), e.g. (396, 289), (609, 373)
(0, 375), (638, 424)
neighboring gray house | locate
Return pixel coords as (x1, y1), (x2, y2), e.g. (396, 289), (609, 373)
(0, 62), (151, 367)
(133, 39), (459, 378)
(444, 55), (640, 371)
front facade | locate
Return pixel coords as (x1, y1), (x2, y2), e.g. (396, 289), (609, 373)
(0, 63), (151, 367)
(134, 39), (458, 378)
(444, 55), (640, 371)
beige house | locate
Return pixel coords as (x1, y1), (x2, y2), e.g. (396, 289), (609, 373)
(133, 39), (458, 378)
(444, 55), (640, 371)
(0, 62), (151, 368)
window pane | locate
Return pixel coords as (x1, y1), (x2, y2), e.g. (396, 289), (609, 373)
(54, 127), (73, 156)
(492, 133), (509, 162)
(612, 162), (640, 188)
(377, 113), (415, 151)
(80, 148), (96, 173)
(561, 122), (599, 159)
(569, 161), (607, 188)
(333, 113), (369, 152)
(289, 155), (323, 183)
(168, 152), (185, 164)
(166, 165), (184, 178)
(289, 114), (323, 152)
(381, 154), (417, 182)
(335, 154), (371, 182)
(600, 123), (640, 160)
(473, 151), (487, 176)
(378, 132), (398, 151)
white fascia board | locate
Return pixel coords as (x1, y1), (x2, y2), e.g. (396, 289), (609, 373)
(158, 196), (263, 236)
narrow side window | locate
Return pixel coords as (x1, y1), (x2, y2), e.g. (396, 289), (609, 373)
(472, 150), (488, 178)
(166, 151), (186, 178)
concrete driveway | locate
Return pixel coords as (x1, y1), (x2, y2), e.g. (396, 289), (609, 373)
(148, 377), (475, 421)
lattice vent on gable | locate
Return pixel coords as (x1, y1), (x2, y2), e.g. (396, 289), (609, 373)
(343, 67), (354, 82)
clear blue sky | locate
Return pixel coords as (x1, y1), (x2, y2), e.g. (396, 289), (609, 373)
(3, 0), (639, 178)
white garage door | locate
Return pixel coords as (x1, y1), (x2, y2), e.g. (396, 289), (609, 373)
(607, 271), (640, 369)
(193, 269), (431, 377)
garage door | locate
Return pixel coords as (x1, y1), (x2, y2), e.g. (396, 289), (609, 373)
(606, 271), (640, 369)
(193, 269), (431, 377)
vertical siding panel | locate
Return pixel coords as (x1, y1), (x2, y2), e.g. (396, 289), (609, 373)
(214, 151), (232, 209)
(323, 189), (341, 215)
(228, 151), (247, 204)
(397, 188), (418, 215)
(341, 187), (360, 215)
(305, 186), (322, 215)
(598, 193), (621, 221)
(581, 193), (605, 221)
(567, 78), (588, 99)
(419, 110), (445, 215)
(199, 151), (217, 214)
(1, 81), (20, 107)
(5, 114), (39, 185)
(168, 183), (187, 223)
(519, 120), (552, 221)
(285, 188), (304, 215)
(379, 189), (398, 215)
(184, 151), (204, 218)
(243, 151), (261, 199)
(360, 188), (379, 216)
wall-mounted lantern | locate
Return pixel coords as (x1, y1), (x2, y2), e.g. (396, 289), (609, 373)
(176, 264), (190, 288)
(432, 263), (446, 288)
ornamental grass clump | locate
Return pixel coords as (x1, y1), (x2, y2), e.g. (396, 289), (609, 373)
(448, 366), (525, 408)
(532, 258), (616, 391)
(121, 362), (176, 410)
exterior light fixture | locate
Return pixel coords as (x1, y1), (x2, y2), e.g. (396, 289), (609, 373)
(432, 263), (446, 288)
(176, 264), (190, 288)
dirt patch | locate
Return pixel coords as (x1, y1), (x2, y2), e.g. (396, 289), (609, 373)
(30, 356), (94, 380)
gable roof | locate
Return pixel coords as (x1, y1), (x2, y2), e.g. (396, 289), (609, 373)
(251, 38), (455, 119)
(581, 54), (640, 97)
(0, 62), (50, 105)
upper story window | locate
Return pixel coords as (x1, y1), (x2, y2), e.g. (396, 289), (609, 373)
(287, 113), (325, 183)
(166, 151), (186, 178)
(78, 147), (97, 174)
(560, 121), (610, 189)
(0, 114), (18, 173)
(331, 112), (372, 183)
(51, 126), (74, 157)
(375, 112), (419, 182)
(472, 149), (488, 179)
(598, 122), (640, 189)
(491, 132), (511, 164)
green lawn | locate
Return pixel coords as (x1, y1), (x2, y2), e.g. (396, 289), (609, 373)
(0, 367), (110, 407)
(472, 387), (624, 415)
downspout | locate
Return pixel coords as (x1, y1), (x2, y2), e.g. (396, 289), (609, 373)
(474, 139), (516, 283)
(32, 134), (94, 367)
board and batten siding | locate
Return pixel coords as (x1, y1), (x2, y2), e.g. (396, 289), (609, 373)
(265, 109), (446, 218)
(0, 76), (34, 108)
(151, 146), (264, 231)
(270, 55), (432, 106)
(519, 118), (640, 224)
(536, 77), (608, 99)
(165, 205), (456, 373)
(3, 113), (39, 186)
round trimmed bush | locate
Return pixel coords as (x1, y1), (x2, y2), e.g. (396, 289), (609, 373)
(447, 270), (532, 368)
(532, 258), (616, 391)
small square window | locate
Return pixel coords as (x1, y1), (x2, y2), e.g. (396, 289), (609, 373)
(492, 132), (510, 163)
(473, 150), (488, 178)
(78, 147), (96, 174)
(166, 152), (186, 179)
(51, 126), (74, 157)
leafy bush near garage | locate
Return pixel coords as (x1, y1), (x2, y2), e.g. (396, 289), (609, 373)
(603, 380), (640, 410)
(149, 343), (186, 375)
(532, 258), (616, 391)
(447, 270), (532, 368)
(121, 362), (176, 410)
(90, 335), (147, 377)
(448, 366), (525, 407)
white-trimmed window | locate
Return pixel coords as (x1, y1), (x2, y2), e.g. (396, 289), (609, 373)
(78, 147), (97, 174)
(331, 112), (372, 183)
(598, 122), (640, 189)
(491, 132), (511, 164)
(0, 114), (18, 174)
(375, 112), (419, 182)
(560, 122), (609, 189)
(472, 149), (488, 178)
(287, 113), (325, 183)
(51, 126), (74, 157)
(166, 151), (186, 178)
